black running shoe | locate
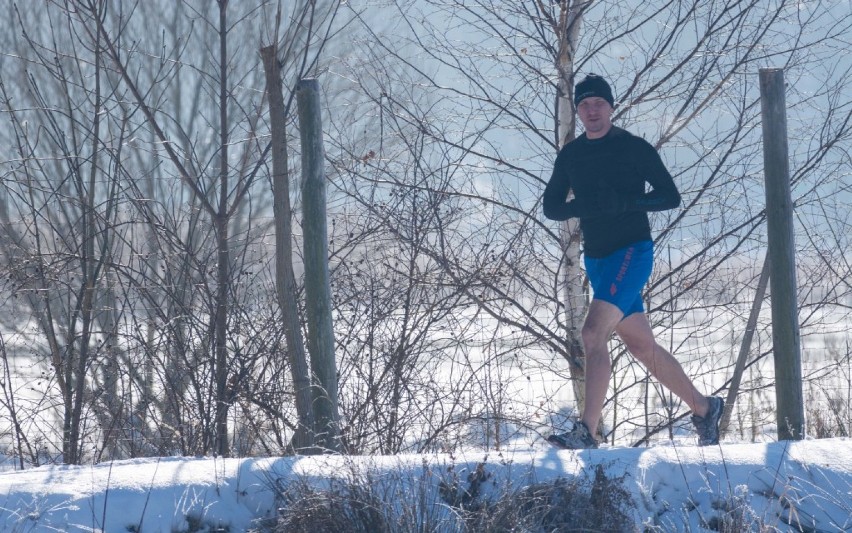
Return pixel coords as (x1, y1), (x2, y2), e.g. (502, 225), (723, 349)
(547, 420), (599, 449)
(691, 396), (724, 446)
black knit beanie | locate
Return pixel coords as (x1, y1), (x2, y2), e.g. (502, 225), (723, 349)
(574, 74), (614, 108)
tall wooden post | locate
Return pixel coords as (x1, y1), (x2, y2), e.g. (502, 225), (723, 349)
(297, 78), (340, 452)
(759, 68), (805, 440)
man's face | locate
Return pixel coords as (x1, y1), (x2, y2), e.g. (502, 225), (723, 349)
(576, 97), (613, 139)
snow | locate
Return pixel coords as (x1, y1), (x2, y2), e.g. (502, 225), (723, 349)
(0, 438), (850, 532)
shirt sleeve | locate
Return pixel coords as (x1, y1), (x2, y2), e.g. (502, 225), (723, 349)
(542, 149), (573, 221)
(632, 140), (681, 212)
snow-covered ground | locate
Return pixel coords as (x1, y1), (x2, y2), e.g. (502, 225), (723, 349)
(0, 437), (849, 532)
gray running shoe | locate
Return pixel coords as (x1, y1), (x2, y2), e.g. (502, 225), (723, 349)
(547, 420), (599, 449)
(691, 396), (724, 446)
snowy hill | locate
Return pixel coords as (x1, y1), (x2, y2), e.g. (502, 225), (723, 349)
(0, 438), (850, 531)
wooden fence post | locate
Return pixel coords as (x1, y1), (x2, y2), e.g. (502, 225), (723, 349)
(297, 78), (340, 452)
(759, 68), (805, 440)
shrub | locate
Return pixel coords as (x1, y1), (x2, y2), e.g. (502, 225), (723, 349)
(256, 460), (634, 532)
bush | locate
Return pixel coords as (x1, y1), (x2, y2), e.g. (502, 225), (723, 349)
(255, 460), (634, 533)
(453, 464), (633, 532)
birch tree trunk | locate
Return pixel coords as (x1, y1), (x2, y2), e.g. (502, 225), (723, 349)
(554, 0), (592, 418)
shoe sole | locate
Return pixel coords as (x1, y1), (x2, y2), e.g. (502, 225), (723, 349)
(547, 435), (569, 449)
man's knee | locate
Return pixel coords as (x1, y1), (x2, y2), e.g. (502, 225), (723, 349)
(624, 337), (656, 361)
(581, 321), (612, 351)
(581, 300), (622, 350)
(615, 313), (656, 357)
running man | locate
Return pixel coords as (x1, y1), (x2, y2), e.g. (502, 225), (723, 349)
(542, 74), (723, 449)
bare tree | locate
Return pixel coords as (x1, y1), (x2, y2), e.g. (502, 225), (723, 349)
(327, 133), (487, 453)
(73, 0), (265, 457)
(261, 45), (316, 452)
(0, 1), (143, 463)
(1, 0), (353, 461)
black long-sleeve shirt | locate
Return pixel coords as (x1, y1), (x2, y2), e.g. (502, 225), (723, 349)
(542, 126), (681, 258)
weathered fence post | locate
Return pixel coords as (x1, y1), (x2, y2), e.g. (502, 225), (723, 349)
(297, 78), (340, 452)
(759, 68), (805, 440)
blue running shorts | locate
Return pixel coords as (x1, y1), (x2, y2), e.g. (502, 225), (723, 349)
(584, 240), (653, 317)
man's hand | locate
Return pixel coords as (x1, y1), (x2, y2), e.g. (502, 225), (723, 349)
(592, 187), (632, 215)
(560, 188), (636, 219)
(563, 199), (595, 219)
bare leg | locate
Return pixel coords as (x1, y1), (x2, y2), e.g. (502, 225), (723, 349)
(579, 299), (624, 434)
(615, 312), (710, 417)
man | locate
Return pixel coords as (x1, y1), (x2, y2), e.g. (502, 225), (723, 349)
(542, 74), (723, 449)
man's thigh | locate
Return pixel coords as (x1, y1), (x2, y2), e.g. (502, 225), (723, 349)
(584, 241), (653, 316)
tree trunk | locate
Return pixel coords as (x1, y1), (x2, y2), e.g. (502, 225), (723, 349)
(260, 46), (317, 453)
(214, 1), (231, 457)
(555, 0), (591, 420)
